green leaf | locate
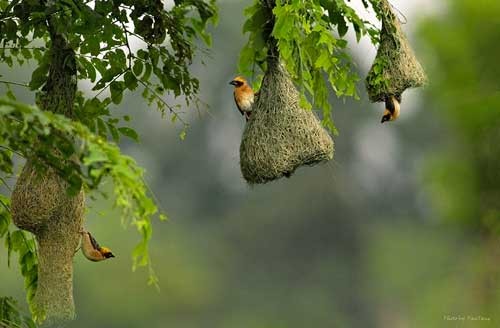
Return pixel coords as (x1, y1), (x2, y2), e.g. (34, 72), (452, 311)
(107, 121), (120, 143)
(118, 127), (139, 142)
(29, 63), (49, 90)
(110, 81), (124, 104)
(133, 60), (144, 76)
(124, 71), (138, 90)
(142, 63), (152, 82)
(80, 57), (97, 82)
(21, 48), (32, 60)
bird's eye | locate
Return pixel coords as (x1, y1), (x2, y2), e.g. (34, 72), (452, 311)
(381, 114), (391, 123)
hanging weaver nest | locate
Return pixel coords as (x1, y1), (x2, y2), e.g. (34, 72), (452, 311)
(239, 60), (334, 184)
(365, 0), (427, 102)
(11, 160), (84, 324)
(11, 160), (84, 234)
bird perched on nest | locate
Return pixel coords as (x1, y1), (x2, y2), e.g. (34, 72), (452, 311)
(381, 94), (402, 123)
(230, 76), (256, 121)
(80, 230), (115, 262)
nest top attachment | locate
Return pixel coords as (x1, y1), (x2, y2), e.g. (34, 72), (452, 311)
(365, 0), (427, 103)
(239, 62), (334, 184)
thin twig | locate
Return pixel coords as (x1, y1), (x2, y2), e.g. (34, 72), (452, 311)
(0, 198), (10, 212)
(130, 53), (196, 122)
(388, 1), (408, 24)
(0, 46), (45, 50)
(99, 43), (128, 53)
(130, 54), (147, 64)
(0, 80), (29, 88)
(121, 22), (133, 70)
(0, 145), (24, 157)
(0, 176), (12, 192)
(141, 176), (168, 220)
(136, 79), (188, 126)
(93, 69), (128, 99)
(124, 28), (150, 45)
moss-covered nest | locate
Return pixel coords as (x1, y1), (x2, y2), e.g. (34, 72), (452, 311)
(239, 61), (334, 184)
(365, 0), (427, 102)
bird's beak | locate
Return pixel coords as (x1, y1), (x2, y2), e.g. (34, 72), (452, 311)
(229, 80), (237, 86)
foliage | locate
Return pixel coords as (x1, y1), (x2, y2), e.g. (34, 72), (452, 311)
(0, 195), (38, 322)
(0, 0), (217, 133)
(239, 0), (379, 133)
(0, 96), (166, 285)
(0, 0), (217, 312)
(0, 296), (36, 328)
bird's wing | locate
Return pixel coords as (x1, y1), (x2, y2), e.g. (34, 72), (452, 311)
(233, 92), (245, 117)
(385, 96), (395, 114)
(87, 232), (101, 251)
(85, 249), (104, 262)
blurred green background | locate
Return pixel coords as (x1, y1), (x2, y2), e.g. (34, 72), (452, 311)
(2, 0), (500, 327)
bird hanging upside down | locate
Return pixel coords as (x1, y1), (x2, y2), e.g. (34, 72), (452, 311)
(381, 94), (402, 123)
(80, 230), (115, 262)
(230, 76), (256, 121)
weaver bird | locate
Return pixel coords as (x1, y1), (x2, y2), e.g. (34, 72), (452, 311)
(229, 76), (255, 121)
(381, 95), (402, 123)
(80, 230), (115, 262)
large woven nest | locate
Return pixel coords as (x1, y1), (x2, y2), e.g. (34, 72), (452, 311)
(11, 160), (84, 233)
(365, 0), (427, 102)
(11, 160), (84, 324)
(240, 61), (334, 184)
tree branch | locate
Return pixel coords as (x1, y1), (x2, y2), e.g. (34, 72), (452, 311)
(0, 80), (30, 88)
(136, 79), (188, 127)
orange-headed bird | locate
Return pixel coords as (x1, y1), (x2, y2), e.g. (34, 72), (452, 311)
(80, 230), (115, 262)
(230, 76), (255, 121)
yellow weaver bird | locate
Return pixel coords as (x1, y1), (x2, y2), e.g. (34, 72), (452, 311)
(80, 230), (115, 262)
(381, 95), (401, 123)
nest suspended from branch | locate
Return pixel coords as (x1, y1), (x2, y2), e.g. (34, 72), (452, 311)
(365, 0), (427, 102)
(11, 160), (84, 323)
(239, 61), (334, 184)
(11, 161), (83, 233)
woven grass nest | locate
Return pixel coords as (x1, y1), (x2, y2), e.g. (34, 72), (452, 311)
(365, 0), (427, 102)
(240, 61), (334, 184)
(11, 160), (84, 233)
(11, 160), (84, 323)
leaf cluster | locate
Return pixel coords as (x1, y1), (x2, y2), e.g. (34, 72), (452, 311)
(0, 196), (38, 321)
(239, 0), (379, 133)
(0, 96), (164, 288)
(0, 0), (217, 296)
(0, 296), (36, 328)
(0, 0), (217, 136)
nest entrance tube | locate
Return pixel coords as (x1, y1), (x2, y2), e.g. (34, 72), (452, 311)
(239, 61), (334, 184)
(365, 0), (427, 103)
